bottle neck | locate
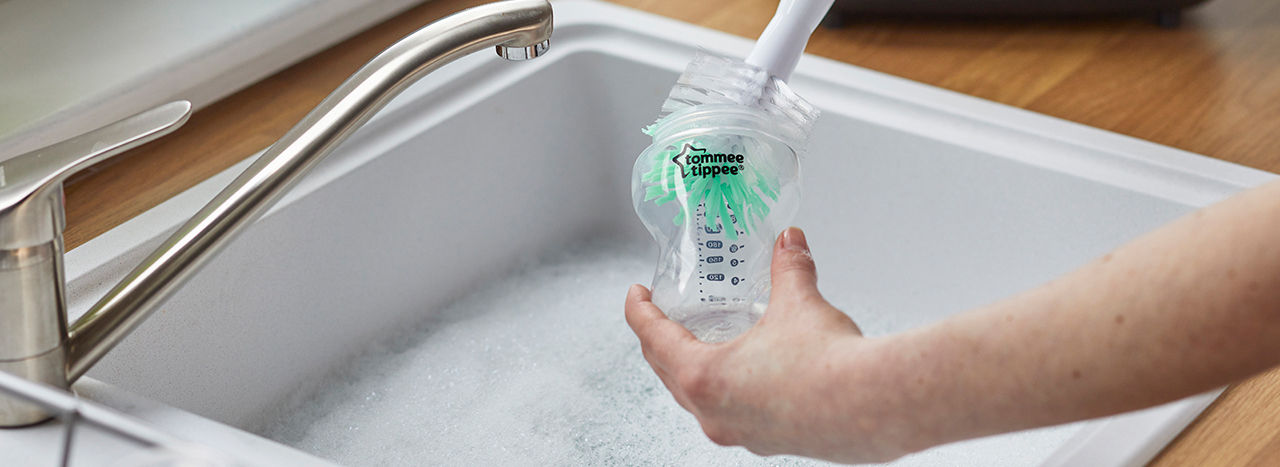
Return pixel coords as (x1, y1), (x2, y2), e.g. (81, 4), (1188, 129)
(647, 105), (805, 155)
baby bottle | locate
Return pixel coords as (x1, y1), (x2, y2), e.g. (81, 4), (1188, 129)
(631, 52), (818, 343)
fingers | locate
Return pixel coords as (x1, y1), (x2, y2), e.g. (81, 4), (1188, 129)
(625, 284), (703, 412)
(771, 227), (821, 303)
(625, 284), (701, 374)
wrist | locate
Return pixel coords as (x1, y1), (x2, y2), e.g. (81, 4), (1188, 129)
(850, 332), (954, 457)
(812, 333), (941, 461)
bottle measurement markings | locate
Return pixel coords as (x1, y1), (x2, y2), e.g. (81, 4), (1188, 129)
(696, 202), (746, 292)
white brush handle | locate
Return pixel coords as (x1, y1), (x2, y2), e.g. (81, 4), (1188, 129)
(744, 0), (835, 83)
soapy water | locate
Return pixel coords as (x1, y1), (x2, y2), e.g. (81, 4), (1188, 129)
(260, 239), (1081, 466)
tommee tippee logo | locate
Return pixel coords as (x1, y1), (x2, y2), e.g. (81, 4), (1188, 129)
(672, 143), (746, 179)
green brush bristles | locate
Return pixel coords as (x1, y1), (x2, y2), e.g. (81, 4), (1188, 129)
(640, 139), (780, 241)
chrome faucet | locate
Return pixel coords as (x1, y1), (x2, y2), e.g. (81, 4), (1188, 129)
(0, 0), (552, 426)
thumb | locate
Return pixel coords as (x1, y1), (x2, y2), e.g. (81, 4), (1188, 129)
(770, 227), (821, 302)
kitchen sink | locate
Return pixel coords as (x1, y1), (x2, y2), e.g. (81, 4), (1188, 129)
(2, 1), (1272, 465)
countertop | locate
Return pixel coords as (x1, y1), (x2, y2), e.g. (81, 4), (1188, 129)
(57, 0), (1280, 464)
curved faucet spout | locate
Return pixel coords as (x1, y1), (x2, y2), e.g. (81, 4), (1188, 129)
(64, 0), (553, 382)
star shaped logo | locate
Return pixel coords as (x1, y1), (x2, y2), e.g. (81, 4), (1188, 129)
(672, 143), (708, 178)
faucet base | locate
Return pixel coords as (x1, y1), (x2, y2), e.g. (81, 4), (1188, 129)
(0, 349), (67, 427)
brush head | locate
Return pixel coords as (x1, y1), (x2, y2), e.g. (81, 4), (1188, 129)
(645, 51), (818, 153)
(636, 51), (816, 239)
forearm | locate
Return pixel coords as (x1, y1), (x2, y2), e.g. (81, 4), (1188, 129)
(627, 185), (1280, 462)
(873, 178), (1280, 448)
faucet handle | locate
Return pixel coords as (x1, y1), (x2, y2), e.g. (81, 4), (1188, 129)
(0, 101), (191, 249)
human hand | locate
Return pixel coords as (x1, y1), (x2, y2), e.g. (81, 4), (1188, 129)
(627, 180), (1280, 464)
(625, 227), (914, 463)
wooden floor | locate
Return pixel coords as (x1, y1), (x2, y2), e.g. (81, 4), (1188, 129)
(56, 0), (1280, 464)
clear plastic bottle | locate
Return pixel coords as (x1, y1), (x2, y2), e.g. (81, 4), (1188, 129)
(631, 52), (818, 343)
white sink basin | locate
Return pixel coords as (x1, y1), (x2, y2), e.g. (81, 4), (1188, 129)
(3, 1), (1273, 465)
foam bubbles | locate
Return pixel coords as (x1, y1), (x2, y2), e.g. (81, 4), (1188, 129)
(261, 240), (1080, 466)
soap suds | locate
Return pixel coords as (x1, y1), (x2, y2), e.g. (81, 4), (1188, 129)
(261, 240), (1081, 466)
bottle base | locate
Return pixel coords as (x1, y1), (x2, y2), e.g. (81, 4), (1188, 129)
(673, 306), (763, 343)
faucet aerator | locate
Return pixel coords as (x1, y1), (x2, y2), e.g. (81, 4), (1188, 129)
(497, 39), (550, 61)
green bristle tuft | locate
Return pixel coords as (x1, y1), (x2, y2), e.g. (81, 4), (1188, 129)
(640, 138), (779, 237)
